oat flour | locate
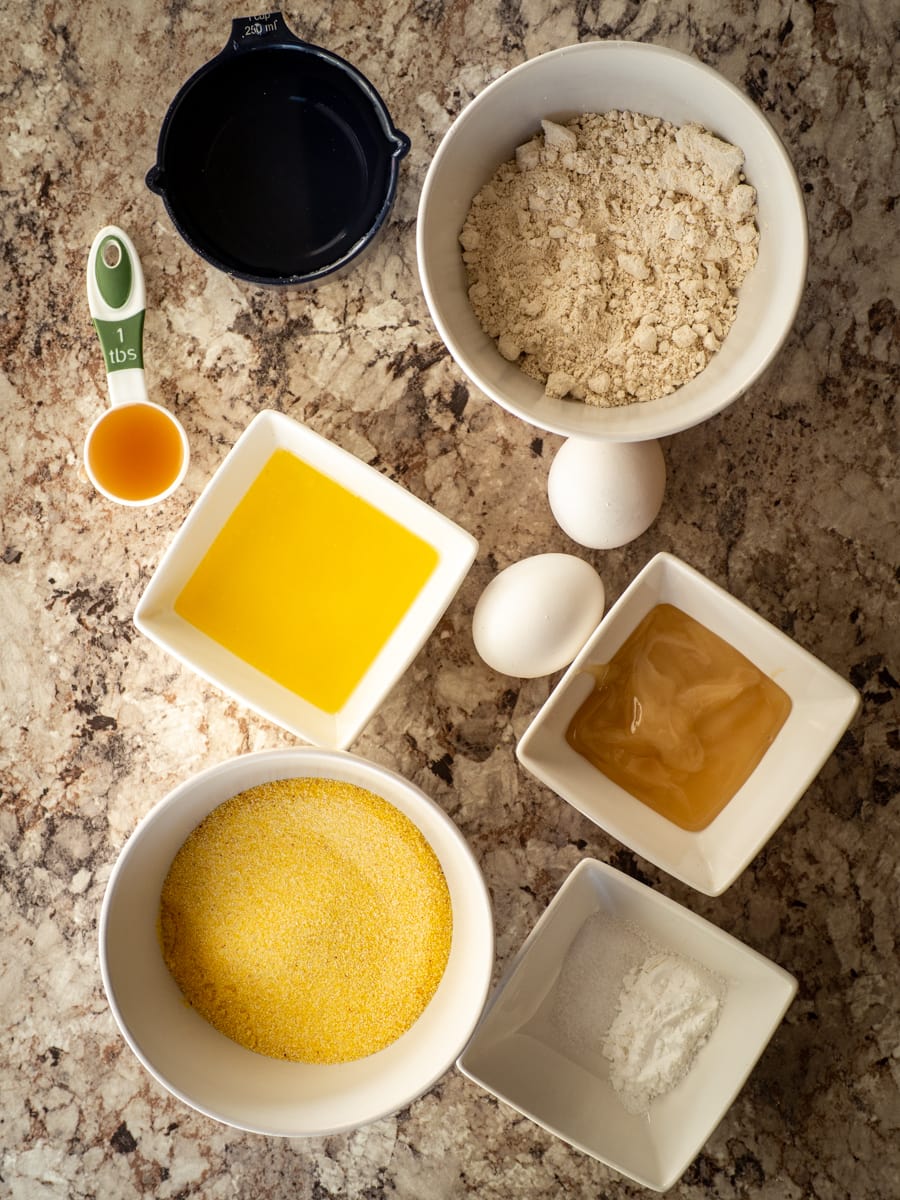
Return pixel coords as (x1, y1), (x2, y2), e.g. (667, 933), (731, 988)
(460, 112), (759, 406)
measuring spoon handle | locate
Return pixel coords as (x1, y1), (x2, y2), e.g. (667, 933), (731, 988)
(86, 226), (149, 407)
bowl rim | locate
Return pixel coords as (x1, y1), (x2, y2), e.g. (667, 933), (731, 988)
(416, 38), (809, 441)
(98, 747), (495, 1135)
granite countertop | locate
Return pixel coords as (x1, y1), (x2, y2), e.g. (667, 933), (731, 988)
(2, 1), (898, 1197)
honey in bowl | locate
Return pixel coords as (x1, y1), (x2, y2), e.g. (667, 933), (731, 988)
(158, 777), (453, 1063)
(565, 603), (792, 831)
(174, 447), (440, 713)
(86, 401), (186, 502)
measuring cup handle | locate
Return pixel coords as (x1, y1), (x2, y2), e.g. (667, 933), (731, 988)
(228, 12), (303, 53)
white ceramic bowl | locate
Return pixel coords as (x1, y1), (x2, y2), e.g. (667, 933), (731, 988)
(134, 410), (477, 749)
(517, 553), (860, 895)
(99, 748), (494, 1135)
(417, 41), (808, 441)
(458, 858), (797, 1192)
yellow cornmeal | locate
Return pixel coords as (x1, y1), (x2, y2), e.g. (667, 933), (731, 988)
(158, 777), (453, 1064)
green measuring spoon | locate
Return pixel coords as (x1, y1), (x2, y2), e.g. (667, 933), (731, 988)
(84, 226), (189, 505)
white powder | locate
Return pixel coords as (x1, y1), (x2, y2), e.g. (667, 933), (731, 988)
(549, 914), (652, 1056)
(603, 951), (724, 1114)
(547, 912), (725, 1115)
(460, 111), (759, 406)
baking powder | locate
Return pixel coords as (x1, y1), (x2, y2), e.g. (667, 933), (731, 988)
(549, 912), (725, 1115)
(602, 951), (724, 1114)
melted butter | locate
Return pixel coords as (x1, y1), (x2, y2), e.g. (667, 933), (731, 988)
(565, 603), (792, 831)
(174, 448), (439, 713)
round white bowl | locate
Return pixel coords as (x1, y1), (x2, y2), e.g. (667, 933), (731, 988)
(417, 41), (808, 441)
(99, 748), (494, 1135)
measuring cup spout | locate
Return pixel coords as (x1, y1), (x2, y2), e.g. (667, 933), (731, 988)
(390, 129), (411, 161)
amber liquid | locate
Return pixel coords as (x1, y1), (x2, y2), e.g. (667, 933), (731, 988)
(566, 603), (792, 831)
(87, 403), (184, 502)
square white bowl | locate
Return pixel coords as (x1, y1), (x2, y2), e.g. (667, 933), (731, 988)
(457, 858), (797, 1192)
(135, 411), (477, 749)
(516, 552), (860, 895)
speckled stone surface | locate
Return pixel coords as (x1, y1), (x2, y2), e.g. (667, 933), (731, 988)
(1, 2), (898, 1197)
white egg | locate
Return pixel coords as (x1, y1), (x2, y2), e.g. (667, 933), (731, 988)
(472, 553), (605, 678)
(548, 437), (666, 549)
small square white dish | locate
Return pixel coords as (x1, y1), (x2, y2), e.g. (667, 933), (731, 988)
(134, 410), (477, 749)
(516, 552), (860, 895)
(457, 858), (798, 1192)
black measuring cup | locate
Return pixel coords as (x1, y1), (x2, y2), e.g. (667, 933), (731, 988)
(147, 12), (410, 287)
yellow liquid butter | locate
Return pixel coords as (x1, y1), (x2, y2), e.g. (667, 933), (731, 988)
(174, 448), (439, 713)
